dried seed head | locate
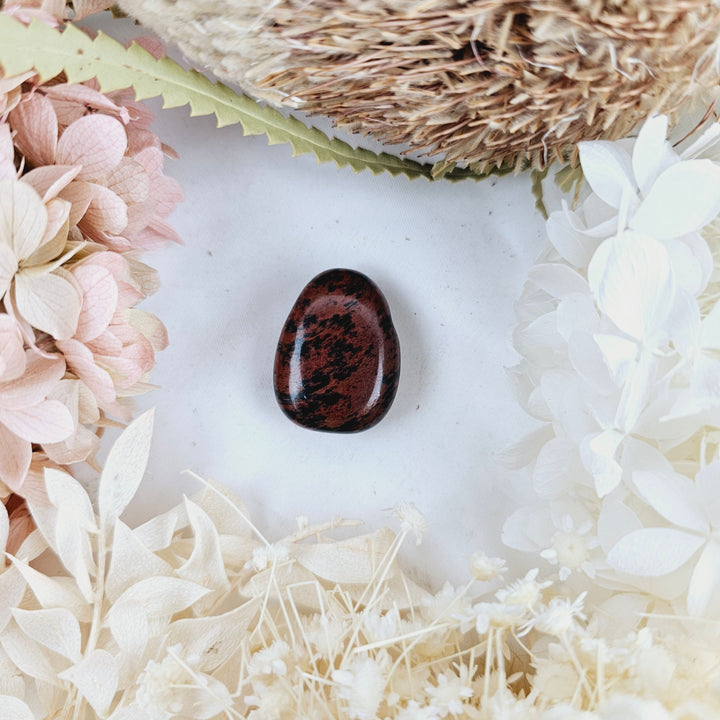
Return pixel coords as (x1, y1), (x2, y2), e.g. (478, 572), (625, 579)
(120, 0), (720, 171)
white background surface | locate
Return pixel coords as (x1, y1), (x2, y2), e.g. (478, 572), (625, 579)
(93, 17), (547, 587)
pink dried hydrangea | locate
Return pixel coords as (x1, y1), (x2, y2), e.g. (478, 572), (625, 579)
(0, 7), (181, 506)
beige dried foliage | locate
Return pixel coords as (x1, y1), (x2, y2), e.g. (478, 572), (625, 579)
(119, 0), (720, 172)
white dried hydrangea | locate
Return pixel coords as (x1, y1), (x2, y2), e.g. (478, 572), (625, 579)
(503, 114), (720, 625)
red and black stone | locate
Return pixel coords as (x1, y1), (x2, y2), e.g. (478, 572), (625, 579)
(273, 268), (401, 432)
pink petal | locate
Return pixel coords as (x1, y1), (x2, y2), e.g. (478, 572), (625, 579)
(56, 115), (127, 181)
(9, 92), (58, 168)
(44, 84), (130, 124)
(0, 400), (74, 443)
(72, 264), (118, 343)
(123, 199), (154, 237)
(128, 309), (168, 351)
(0, 424), (31, 492)
(89, 233), (132, 253)
(22, 165), (82, 202)
(0, 316), (26, 383)
(56, 339), (116, 405)
(131, 36), (166, 60)
(58, 181), (94, 227)
(77, 185), (128, 238)
(87, 330), (123, 356)
(71, 0), (113, 19)
(0, 125), (15, 182)
(128, 219), (182, 251)
(106, 158), (150, 205)
(44, 423), (100, 465)
(0, 353), (65, 410)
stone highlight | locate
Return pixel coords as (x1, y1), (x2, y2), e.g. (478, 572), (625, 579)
(273, 268), (401, 432)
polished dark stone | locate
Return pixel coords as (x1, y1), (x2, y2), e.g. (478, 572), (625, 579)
(273, 268), (401, 432)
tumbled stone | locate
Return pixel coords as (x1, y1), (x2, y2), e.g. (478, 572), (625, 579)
(273, 268), (401, 432)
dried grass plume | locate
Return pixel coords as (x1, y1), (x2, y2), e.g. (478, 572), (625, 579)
(119, 0), (720, 172)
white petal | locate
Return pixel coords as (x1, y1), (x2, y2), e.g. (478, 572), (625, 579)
(0, 180), (47, 261)
(98, 407), (155, 527)
(578, 140), (635, 209)
(632, 115), (672, 197)
(631, 159), (720, 238)
(589, 232), (674, 343)
(0, 696), (34, 720)
(556, 295), (599, 341)
(12, 607), (81, 662)
(687, 540), (720, 617)
(632, 470), (709, 533)
(568, 331), (615, 393)
(597, 499), (642, 555)
(607, 528), (704, 576)
(14, 268), (81, 340)
(614, 348), (658, 433)
(528, 263), (588, 299)
(532, 438), (579, 498)
(545, 209), (597, 268)
(593, 333), (637, 386)
(495, 424), (554, 470)
(580, 429), (624, 497)
(502, 506), (554, 552)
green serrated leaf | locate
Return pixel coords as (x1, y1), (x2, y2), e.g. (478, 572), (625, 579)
(0, 15), (500, 182)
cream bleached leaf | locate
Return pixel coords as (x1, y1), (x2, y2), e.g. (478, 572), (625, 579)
(607, 528), (704, 577)
(44, 467), (97, 533)
(108, 577), (210, 622)
(107, 599), (148, 657)
(577, 140), (635, 209)
(165, 598), (261, 672)
(98, 407), (154, 527)
(9, 556), (90, 620)
(176, 498), (229, 594)
(0, 566), (26, 635)
(0, 696), (34, 720)
(294, 527), (395, 584)
(105, 519), (173, 603)
(53, 507), (94, 603)
(12, 607), (81, 663)
(59, 649), (118, 717)
(0, 620), (57, 684)
(0, 503), (7, 560)
(631, 160), (720, 238)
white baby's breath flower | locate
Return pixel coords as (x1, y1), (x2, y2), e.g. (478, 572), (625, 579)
(496, 569), (551, 610)
(424, 667), (474, 716)
(395, 701), (442, 720)
(533, 593), (588, 636)
(394, 502), (428, 545)
(332, 654), (388, 720)
(469, 551), (506, 581)
(471, 601), (530, 635)
(248, 640), (290, 677)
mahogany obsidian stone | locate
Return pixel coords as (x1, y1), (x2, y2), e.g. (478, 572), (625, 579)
(273, 268), (401, 432)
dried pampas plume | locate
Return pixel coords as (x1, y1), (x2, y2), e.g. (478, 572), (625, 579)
(119, 0), (720, 172)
